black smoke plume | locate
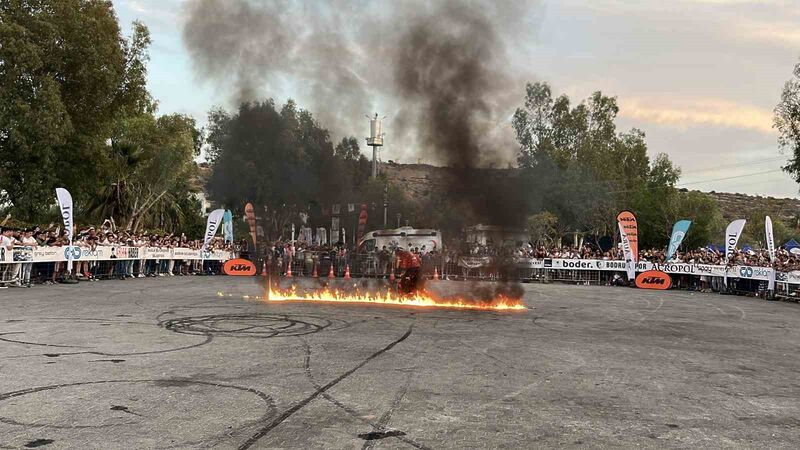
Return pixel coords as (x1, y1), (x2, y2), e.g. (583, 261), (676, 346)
(183, 0), (539, 299)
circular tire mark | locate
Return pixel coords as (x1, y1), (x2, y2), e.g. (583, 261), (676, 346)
(161, 313), (349, 339)
(0, 379), (276, 432)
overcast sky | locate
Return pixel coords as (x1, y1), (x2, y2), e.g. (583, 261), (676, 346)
(116, 0), (800, 198)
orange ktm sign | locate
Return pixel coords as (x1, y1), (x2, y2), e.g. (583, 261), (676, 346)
(617, 211), (638, 260)
(635, 270), (672, 290)
(223, 259), (257, 276)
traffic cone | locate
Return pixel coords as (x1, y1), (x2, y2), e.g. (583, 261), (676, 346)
(328, 264), (335, 279)
(433, 267), (439, 280)
(344, 264), (351, 279)
(312, 263), (318, 278)
(285, 263), (293, 278)
(261, 260), (267, 277)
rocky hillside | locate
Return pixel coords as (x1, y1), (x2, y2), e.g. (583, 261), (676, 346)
(702, 191), (800, 225)
(380, 162), (800, 224)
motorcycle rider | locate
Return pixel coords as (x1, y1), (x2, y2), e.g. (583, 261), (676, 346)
(394, 246), (421, 294)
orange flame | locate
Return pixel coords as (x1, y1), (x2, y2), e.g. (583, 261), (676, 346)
(223, 286), (526, 311)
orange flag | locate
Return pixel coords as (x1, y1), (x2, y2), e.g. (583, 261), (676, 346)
(617, 211), (638, 262)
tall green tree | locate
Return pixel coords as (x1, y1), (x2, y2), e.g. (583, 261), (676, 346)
(0, 1), (150, 221)
(776, 58), (800, 184)
(512, 82), (674, 245)
(205, 100), (373, 240)
(89, 113), (202, 232)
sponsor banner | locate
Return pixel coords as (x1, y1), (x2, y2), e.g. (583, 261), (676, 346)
(765, 216), (776, 291)
(203, 209), (225, 251)
(666, 220), (692, 261)
(781, 271), (800, 284)
(458, 256), (493, 269)
(56, 187), (74, 271)
(223, 258), (257, 276)
(32, 246), (63, 262)
(617, 210), (639, 260)
(13, 246), (34, 262)
(617, 210), (638, 281)
(356, 204), (368, 246)
(223, 210), (233, 243)
(724, 219), (747, 286)
(765, 216), (775, 262)
(618, 222), (636, 280)
(724, 219), (747, 262)
(636, 270), (672, 290)
(513, 258), (776, 281)
(145, 247), (171, 259)
(55, 188), (74, 243)
(2, 246), (230, 263)
(172, 248), (199, 259)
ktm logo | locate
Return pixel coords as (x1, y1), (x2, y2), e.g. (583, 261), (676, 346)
(641, 277), (665, 284)
(223, 259), (257, 276)
(635, 270), (672, 290)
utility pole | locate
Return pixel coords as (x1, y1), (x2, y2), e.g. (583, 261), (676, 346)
(366, 113), (384, 179)
(383, 185), (388, 227)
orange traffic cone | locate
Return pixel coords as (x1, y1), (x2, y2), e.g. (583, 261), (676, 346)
(261, 260), (268, 277)
(285, 263), (293, 278)
(328, 264), (335, 279)
(433, 267), (439, 280)
(344, 264), (351, 279)
(312, 263), (318, 278)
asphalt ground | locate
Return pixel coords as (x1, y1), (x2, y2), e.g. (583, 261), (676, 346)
(1, 277), (800, 449)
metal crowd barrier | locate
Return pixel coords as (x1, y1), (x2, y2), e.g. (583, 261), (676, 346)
(0, 259), (227, 285)
(0, 245), (230, 286)
(3, 248), (797, 304)
(257, 253), (794, 302)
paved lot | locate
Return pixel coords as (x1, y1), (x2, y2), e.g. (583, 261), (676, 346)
(1, 277), (800, 449)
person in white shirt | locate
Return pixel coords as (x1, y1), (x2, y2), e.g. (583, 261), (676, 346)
(19, 229), (37, 287)
(0, 228), (16, 288)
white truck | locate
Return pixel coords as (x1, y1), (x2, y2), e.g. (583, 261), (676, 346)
(357, 226), (442, 253)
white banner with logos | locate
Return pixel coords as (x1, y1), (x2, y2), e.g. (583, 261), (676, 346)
(1, 246), (233, 263)
(2, 251), (791, 284)
(514, 258), (781, 283)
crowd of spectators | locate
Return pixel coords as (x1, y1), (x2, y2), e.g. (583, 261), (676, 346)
(489, 241), (800, 271)
(0, 222), (238, 288)
(5, 222), (800, 289)
(263, 240), (442, 278)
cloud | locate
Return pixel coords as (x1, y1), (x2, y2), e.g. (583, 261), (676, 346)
(619, 97), (775, 134)
(737, 21), (800, 47)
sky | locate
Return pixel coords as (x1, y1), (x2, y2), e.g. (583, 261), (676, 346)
(115, 0), (800, 198)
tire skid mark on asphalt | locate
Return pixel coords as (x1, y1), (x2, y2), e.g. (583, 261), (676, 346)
(456, 338), (515, 369)
(35, 317), (155, 326)
(0, 332), (90, 349)
(0, 379), (276, 443)
(721, 303), (746, 322)
(1, 333), (213, 360)
(300, 336), (430, 450)
(633, 298), (664, 325)
(361, 368), (415, 450)
(237, 326), (415, 450)
(0, 315), (213, 356)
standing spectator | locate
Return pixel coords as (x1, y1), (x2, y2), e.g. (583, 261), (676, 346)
(0, 228), (16, 288)
(19, 229), (37, 287)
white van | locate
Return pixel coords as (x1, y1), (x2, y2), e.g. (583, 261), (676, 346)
(358, 227), (443, 254)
